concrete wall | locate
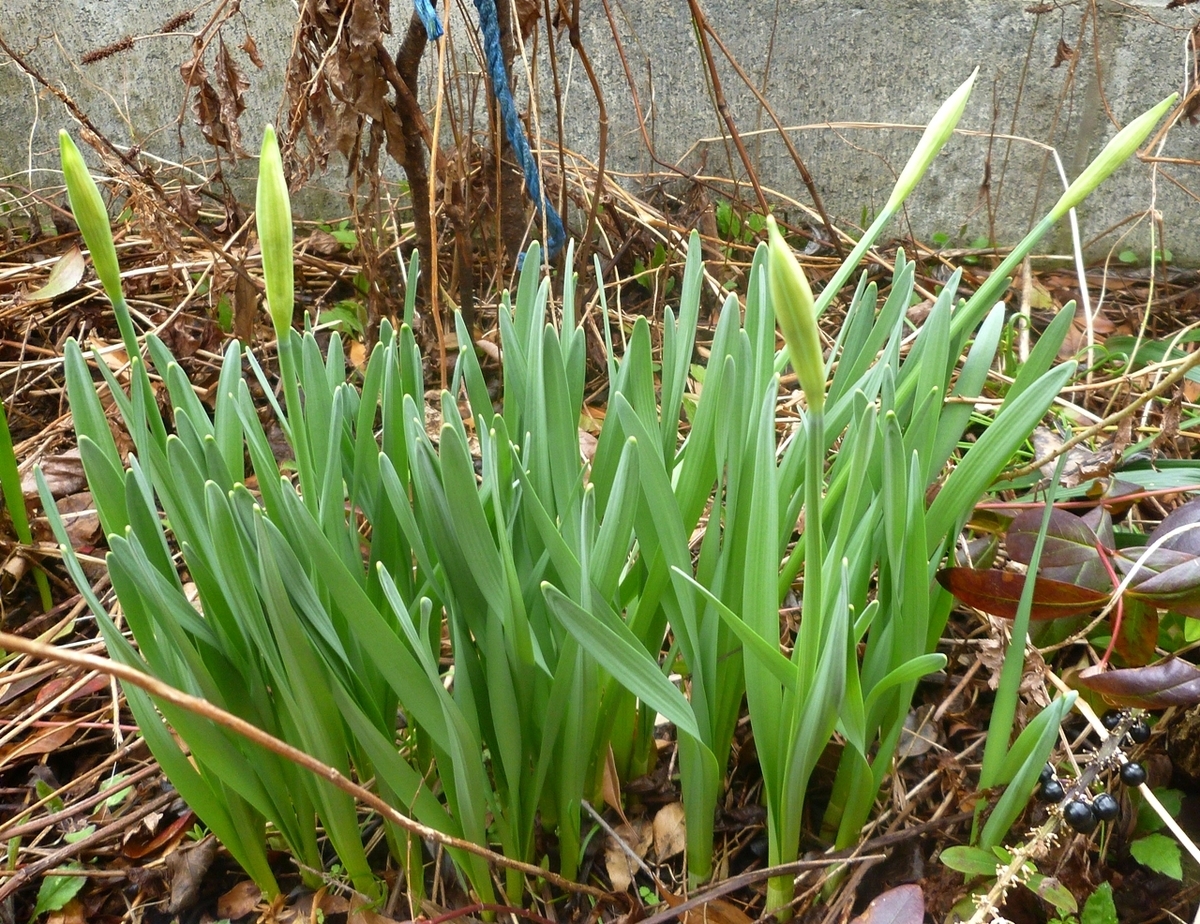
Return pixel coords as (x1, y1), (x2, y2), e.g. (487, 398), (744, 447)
(2, 1), (1197, 261)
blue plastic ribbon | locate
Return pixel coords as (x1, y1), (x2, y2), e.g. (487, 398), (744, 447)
(413, 0), (444, 40)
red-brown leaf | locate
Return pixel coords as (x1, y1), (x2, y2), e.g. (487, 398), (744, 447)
(1113, 598), (1158, 667)
(1077, 658), (1200, 707)
(937, 568), (1109, 620)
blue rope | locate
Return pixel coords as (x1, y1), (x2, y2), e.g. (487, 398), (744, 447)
(412, 0), (443, 40)
(473, 0), (566, 264)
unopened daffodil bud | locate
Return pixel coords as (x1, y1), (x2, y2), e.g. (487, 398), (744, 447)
(1050, 94), (1176, 222)
(256, 125), (294, 339)
(59, 131), (123, 305)
(884, 68), (978, 214)
(767, 215), (824, 412)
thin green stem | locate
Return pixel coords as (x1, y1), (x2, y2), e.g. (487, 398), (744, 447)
(773, 209), (897, 377)
(276, 331), (316, 512)
(766, 407), (826, 919)
(0, 401), (52, 611)
(798, 408), (826, 677)
(814, 210), (895, 320)
(975, 455), (1067, 837)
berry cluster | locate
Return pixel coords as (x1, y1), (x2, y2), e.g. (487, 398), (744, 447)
(1033, 709), (1152, 834)
(1102, 709), (1151, 744)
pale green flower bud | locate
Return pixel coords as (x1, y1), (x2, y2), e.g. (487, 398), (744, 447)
(59, 131), (123, 305)
(884, 69), (978, 214)
(1050, 94), (1177, 221)
(767, 216), (824, 412)
(256, 125), (295, 338)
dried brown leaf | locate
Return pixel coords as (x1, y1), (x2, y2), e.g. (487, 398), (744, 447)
(25, 247), (85, 303)
(123, 810), (195, 859)
(1052, 38), (1075, 68)
(605, 819), (651, 892)
(283, 890), (349, 924)
(660, 890), (753, 924)
(173, 186), (202, 227)
(56, 492), (102, 549)
(1, 721), (79, 761)
(241, 32), (264, 68)
(214, 38), (250, 157)
(601, 745), (628, 822)
(306, 229), (345, 256)
(897, 704), (937, 760)
(34, 673), (107, 705)
(652, 801), (686, 861)
(218, 881), (262, 920)
(21, 450), (85, 500)
(46, 898), (86, 924)
(166, 836), (218, 913)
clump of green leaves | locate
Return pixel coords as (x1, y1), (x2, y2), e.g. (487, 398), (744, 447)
(715, 199), (767, 250)
(49, 128), (674, 907)
(1131, 787), (1185, 880)
(942, 844), (1080, 920)
(0, 400), (51, 611)
(632, 240), (675, 296)
(47, 80), (1177, 916)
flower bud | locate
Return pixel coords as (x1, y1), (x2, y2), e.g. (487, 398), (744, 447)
(59, 131), (123, 305)
(884, 68), (978, 214)
(767, 216), (824, 412)
(256, 125), (294, 338)
(1050, 94), (1176, 221)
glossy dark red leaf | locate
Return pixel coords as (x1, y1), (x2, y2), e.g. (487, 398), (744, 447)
(1113, 547), (1200, 616)
(1077, 658), (1200, 707)
(1080, 505), (1116, 546)
(1113, 546), (1196, 581)
(1039, 556), (1111, 593)
(1007, 507), (1099, 568)
(936, 568), (1110, 620)
(1113, 598), (1158, 667)
(1126, 554), (1200, 593)
(1148, 496), (1200, 555)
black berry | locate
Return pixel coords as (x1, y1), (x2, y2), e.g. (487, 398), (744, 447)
(1037, 779), (1066, 803)
(1119, 762), (1147, 787)
(1092, 792), (1120, 821)
(1063, 799), (1098, 834)
(1128, 719), (1151, 744)
(1039, 763), (1055, 785)
(1102, 710), (1123, 731)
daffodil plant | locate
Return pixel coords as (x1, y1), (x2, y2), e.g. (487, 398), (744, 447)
(44, 80), (1175, 916)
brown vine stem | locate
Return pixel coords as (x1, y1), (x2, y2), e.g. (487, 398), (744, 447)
(0, 33), (260, 296)
(1002, 345), (1200, 482)
(563, 0), (608, 292)
(684, 0), (769, 217)
(595, 0), (714, 191)
(686, 1), (843, 259)
(0, 631), (608, 902)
